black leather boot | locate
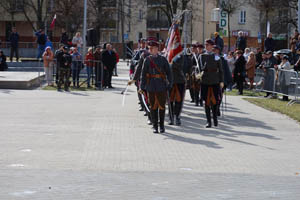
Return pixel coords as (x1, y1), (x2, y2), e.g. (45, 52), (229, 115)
(159, 109), (165, 133)
(168, 102), (174, 125)
(212, 105), (218, 127)
(175, 116), (181, 126)
(205, 106), (212, 128)
(151, 110), (158, 133)
(174, 102), (182, 126)
(147, 111), (152, 125)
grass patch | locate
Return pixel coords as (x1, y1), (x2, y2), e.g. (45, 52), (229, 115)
(226, 89), (264, 97)
(244, 98), (300, 123)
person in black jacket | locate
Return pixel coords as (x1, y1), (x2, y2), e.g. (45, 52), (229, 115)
(233, 50), (246, 95)
(102, 43), (117, 88)
(0, 50), (8, 71)
(236, 31), (247, 52)
(60, 28), (69, 47)
(264, 33), (275, 52)
(57, 46), (72, 91)
(9, 27), (19, 62)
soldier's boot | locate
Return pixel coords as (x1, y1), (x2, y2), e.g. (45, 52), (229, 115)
(175, 102), (181, 126)
(151, 110), (159, 133)
(147, 111), (152, 125)
(205, 105), (212, 128)
(168, 102), (174, 125)
(159, 109), (165, 133)
(212, 105), (218, 127)
(190, 88), (195, 102)
(195, 91), (199, 106)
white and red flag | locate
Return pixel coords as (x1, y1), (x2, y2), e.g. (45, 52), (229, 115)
(165, 23), (183, 63)
(50, 14), (56, 30)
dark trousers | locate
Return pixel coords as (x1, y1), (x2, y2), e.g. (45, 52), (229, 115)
(201, 84), (220, 125)
(58, 68), (71, 90)
(72, 68), (81, 86)
(236, 75), (244, 94)
(10, 46), (19, 61)
(104, 68), (113, 87)
(95, 64), (102, 88)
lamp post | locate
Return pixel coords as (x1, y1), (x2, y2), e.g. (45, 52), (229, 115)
(83, 0), (87, 56)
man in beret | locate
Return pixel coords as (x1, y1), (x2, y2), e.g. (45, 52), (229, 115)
(140, 38), (173, 133)
(200, 39), (224, 128)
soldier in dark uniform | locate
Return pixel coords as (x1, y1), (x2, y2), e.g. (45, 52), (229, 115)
(55, 44), (64, 84)
(128, 39), (152, 124)
(140, 39), (173, 133)
(200, 40), (224, 128)
(169, 49), (192, 125)
(188, 43), (199, 103)
(129, 39), (148, 112)
(57, 46), (72, 91)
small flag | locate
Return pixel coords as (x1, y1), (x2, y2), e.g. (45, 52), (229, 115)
(50, 14), (56, 30)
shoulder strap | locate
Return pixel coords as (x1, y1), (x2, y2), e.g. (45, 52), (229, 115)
(148, 56), (166, 80)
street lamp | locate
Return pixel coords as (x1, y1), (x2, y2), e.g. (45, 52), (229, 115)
(83, 0), (87, 56)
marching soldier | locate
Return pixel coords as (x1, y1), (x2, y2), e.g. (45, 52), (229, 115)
(128, 39), (152, 124)
(169, 49), (192, 125)
(140, 39), (173, 133)
(188, 43), (199, 103)
(57, 46), (72, 91)
(200, 40), (224, 128)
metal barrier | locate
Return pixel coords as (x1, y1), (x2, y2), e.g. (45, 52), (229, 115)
(254, 67), (300, 105)
(37, 58), (104, 90)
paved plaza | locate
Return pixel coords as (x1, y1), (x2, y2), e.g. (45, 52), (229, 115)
(0, 63), (300, 199)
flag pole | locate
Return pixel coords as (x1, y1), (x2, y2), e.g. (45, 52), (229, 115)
(83, 0), (87, 57)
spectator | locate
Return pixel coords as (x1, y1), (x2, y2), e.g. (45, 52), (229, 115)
(54, 44), (64, 84)
(255, 47), (263, 68)
(113, 48), (119, 76)
(213, 32), (224, 53)
(277, 55), (292, 101)
(71, 47), (82, 88)
(102, 43), (117, 88)
(243, 48), (250, 61)
(84, 47), (95, 88)
(264, 33), (275, 52)
(290, 38), (298, 64)
(35, 29), (47, 59)
(263, 51), (277, 98)
(42, 46), (54, 86)
(9, 27), (19, 62)
(60, 28), (69, 46)
(0, 50), (8, 71)
(234, 50), (246, 95)
(72, 32), (83, 53)
(93, 45), (103, 88)
(236, 31), (247, 52)
(225, 51), (235, 91)
(246, 52), (256, 90)
(57, 46), (72, 91)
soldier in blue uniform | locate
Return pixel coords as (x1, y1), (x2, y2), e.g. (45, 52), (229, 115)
(140, 39), (173, 133)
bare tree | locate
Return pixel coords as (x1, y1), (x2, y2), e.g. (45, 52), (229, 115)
(220, 0), (244, 51)
(0, 0), (18, 27)
(247, 0), (279, 36)
(52, 0), (84, 36)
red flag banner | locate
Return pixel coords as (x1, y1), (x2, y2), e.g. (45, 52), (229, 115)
(50, 14), (56, 30)
(166, 23), (183, 63)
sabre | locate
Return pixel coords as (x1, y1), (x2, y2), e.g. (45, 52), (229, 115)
(121, 85), (129, 107)
(141, 93), (150, 113)
(121, 84), (129, 95)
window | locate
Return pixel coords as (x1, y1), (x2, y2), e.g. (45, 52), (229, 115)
(156, 10), (160, 21)
(239, 10), (246, 24)
(156, 32), (160, 40)
(139, 10), (143, 20)
(10, 0), (24, 11)
(139, 32), (143, 39)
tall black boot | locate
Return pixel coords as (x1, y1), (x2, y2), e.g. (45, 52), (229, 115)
(212, 105), (218, 127)
(159, 109), (165, 133)
(189, 88), (195, 102)
(147, 111), (152, 125)
(168, 102), (174, 125)
(151, 110), (158, 133)
(174, 102), (182, 126)
(205, 106), (212, 128)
